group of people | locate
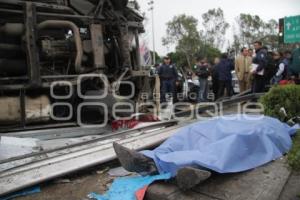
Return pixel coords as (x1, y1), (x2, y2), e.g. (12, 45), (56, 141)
(235, 41), (299, 94)
(157, 41), (300, 103)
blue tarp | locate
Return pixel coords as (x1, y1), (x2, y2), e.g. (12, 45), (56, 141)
(88, 173), (171, 200)
(0, 186), (41, 200)
(142, 115), (298, 176)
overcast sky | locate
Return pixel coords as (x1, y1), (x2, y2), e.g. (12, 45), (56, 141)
(137, 0), (300, 55)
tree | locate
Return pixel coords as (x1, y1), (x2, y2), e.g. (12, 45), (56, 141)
(261, 19), (279, 49)
(195, 44), (221, 64)
(162, 14), (222, 70)
(235, 14), (279, 50)
(150, 50), (161, 64)
(232, 34), (242, 55)
(235, 14), (264, 47)
(167, 45), (221, 70)
(162, 14), (201, 68)
(167, 51), (188, 69)
(202, 8), (230, 49)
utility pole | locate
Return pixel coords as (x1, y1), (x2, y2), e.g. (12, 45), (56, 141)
(148, 0), (156, 65)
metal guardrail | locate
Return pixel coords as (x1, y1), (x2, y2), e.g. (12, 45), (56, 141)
(0, 120), (190, 196)
(0, 120), (178, 165)
(175, 93), (265, 117)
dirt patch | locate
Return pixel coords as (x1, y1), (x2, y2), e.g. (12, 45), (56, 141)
(279, 171), (300, 200)
(15, 164), (117, 200)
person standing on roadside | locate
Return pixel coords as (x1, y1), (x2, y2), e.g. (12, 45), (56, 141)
(195, 57), (210, 102)
(252, 41), (267, 93)
(271, 51), (288, 84)
(158, 56), (178, 103)
(211, 57), (220, 100)
(283, 50), (292, 79)
(235, 47), (252, 93)
(216, 53), (234, 98)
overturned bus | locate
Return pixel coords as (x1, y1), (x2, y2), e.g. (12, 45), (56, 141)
(0, 0), (154, 131)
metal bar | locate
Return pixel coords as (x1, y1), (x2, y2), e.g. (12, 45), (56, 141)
(119, 25), (132, 69)
(0, 8), (103, 24)
(0, 84), (32, 90)
(0, 79), (77, 90)
(19, 89), (26, 128)
(90, 24), (106, 70)
(0, 0), (76, 14)
(220, 93), (264, 106)
(0, 76), (28, 81)
(93, 0), (106, 17)
(0, 8), (103, 23)
(0, 43), (21, 51)
(0, 122), (76, 133)
(231, 89), (251, 98)
(0, 8), (22, 14)
(1, 126), (110, 140)
(134, 29), (141, 70)
(175, 93), (265, 118)
(24, 2), (41, 86)
(41, 75), (79, 79)
(0, 120), (178, 164)
(127, 21), (144, 29)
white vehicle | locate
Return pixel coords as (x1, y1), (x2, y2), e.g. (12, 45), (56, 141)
(231, 71), (240, 94)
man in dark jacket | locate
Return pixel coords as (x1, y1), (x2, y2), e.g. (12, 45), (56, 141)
(252, 41), (267, 93)
(158, 56), (178, 103)
(195, 57), (210, 102)
(211, 57), (220, 100)
(271, 51), (288, 84)
(215, 53), (234, 98)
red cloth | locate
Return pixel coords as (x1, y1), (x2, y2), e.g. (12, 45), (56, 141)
(111, 119), (139, 131)
(279, 80), (295, 85)
(112, 115), (160, 131)
(135, 186), (149, 200)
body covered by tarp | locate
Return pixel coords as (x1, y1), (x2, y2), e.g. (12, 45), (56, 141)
(142, 115), (298, 176)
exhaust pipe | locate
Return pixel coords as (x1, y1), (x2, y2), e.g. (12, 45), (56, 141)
(37, 20), (84, 73)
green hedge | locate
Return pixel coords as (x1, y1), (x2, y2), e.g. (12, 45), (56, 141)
(288, 130), (300, 171)
(260, 85), (300, 171)
(260, 85), (300, 122)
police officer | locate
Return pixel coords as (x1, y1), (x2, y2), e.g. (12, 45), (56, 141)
(158, 56), (178, 103)
(252, 41), (267, 93)
(215, 53), (234, 98)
